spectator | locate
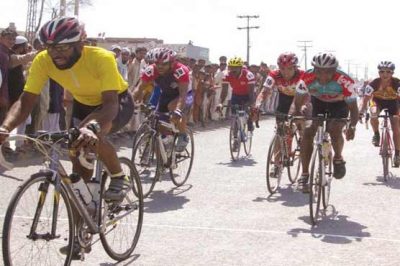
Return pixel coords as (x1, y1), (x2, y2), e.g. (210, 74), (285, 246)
(117, 47), (130, 81)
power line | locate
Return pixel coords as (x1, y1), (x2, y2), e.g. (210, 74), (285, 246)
(297, 40), (313, 70)
(237, 15), (260, 64)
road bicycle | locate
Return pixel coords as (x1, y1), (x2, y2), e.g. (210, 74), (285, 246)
(1, 130), (144, 265)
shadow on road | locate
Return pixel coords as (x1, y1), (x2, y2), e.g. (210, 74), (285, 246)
(288, 212), (371, 244)
(99, 254), (140, 265)
(363, 174), (400, 190)
(144, 188), (191, 213)
(253, 185), (308, 207)
(217, 157), (257, 168)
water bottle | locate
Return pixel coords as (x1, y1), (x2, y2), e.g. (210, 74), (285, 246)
(69, 173), (96, 215)
(162, 135), (174, 153)
(87, 180), (100, 215)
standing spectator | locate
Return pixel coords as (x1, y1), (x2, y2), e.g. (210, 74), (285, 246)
(213, 56), (229, 119)
(117, 47), (130, 81)
(110, 44), (121, 58)
(0, 27), (17, 123)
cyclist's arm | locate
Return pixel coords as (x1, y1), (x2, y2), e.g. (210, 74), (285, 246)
(346, 100), (359, 127)
(176, 82), (189, 111)
(359, 84), (373, 113)
(248, 83), (256, 106)
(2, 91), (39, 131)
(294, 80), (309, 113)
(79, 91), (119, 134)
(256, 85), (272, 107)
(220, 82), (230, 104)
(133, 79), (152, 101)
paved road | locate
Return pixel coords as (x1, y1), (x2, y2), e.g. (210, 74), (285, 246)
(1, 117), (400, 265)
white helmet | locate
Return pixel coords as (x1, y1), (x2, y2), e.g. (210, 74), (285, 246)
(311, 52), (338, 68)
(378, 61), (395, 71)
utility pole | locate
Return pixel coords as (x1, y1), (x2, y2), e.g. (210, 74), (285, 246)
(237, 15), (260, 64)
(74, 0), (80, 16)
(345, 60), (353, 75)
(297, 41), (312, 70)
(60, 0), (67, 16)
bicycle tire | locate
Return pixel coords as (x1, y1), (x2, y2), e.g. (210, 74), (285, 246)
(266, 135), (282, 194)
(2, 173), (74, 266)
(100, 157), (144, 261)
(381, 130), (389, 181)
(309, 148), (324, 226)
(287, 131), (301, 184)
(130, 122), (150, 161)
(243, 120), (252, 156)
(170, 128), (194, 186)
(322, 151), (333, 209)
(229, 118), (241, 161)
(131, 130), (161, 198)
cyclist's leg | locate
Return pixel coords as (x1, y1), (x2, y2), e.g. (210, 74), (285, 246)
(370, 98), (381, 145)
(326, 100), (348, 179)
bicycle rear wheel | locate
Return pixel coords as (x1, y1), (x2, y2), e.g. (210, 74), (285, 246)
(287, 132), (301, 184)
(243, 120), (253, 156)
(131, 131), (160, 198)
(266, 135), (283, 194)
(229, 118), (241, 161)
(170, 128), (194, 186)
(100, 157), (144, 261)
(309, 148), (324, 225)
(322, 152), (333, 209)
(2, 173), (74, 266)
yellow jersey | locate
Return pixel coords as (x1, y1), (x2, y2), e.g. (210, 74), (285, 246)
(24, 46), (128, 106)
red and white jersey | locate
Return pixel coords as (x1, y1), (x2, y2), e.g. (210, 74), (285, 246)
(263, 69), (304, 97)
(223, 68), (255, 96)
(141, 62), (191, 92)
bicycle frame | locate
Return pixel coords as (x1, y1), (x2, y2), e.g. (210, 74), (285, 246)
(378, 111), (394, 156)
(313, 115), (332, 186)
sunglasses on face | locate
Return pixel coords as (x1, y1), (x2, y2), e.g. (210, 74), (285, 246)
(379, 70), (393, 74)
(46, 43), (74, 53)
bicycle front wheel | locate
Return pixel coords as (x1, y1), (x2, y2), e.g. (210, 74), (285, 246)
(2, 173), (74, 266)
(322, 152), (333, 209)
(266, 135), (283, 194)
(243, 120), (253, 156)
(131, 130), (160, 198)
(288, 132), (301, 184)
(309, 148), (324, 226)
(229, 118), (241, 161)
(170, 128), (194, 186)
(381, 130), (390, 181)
(100, 157), (144, 261)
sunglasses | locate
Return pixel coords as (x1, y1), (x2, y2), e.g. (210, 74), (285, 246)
(379, 70), (393, 74)
(46, 43), (74, 53)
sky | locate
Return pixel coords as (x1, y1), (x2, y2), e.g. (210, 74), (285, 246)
(0, 0), (396, 79)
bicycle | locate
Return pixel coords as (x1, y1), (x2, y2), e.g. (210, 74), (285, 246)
(266, 113), (302, 194)
(229, 104), (253, 161)
(1, 130), (144, 265)
(377, 109), (394, 181)
(308, 113), (348, 225)
(131, 111), (194, 198)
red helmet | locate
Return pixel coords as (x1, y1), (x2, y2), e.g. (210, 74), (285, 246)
(152, 47), (177, 64)
(39, 17), (84, 45)
(277, 52), (298, 67)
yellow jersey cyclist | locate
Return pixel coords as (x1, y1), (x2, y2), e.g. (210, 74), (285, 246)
(0, 17), (134, 201)
(359, 61), (400, 167)
(294, 53), (359, 192)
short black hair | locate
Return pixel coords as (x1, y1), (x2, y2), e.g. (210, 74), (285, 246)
(1, 27), (17, 37)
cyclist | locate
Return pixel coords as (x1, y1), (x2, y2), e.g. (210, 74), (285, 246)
(294, 52), (358, 192)
(0, 16), (134, 257)
(218, 56), (256, 151)
(133, 47), (193, 152)
(256, 52), (304, 176)
(359, 61), (400, 166)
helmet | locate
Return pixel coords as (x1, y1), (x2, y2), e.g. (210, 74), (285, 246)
(277, 52), (298, 67)
(152, 47), (177, 64)
(228, 56), (244, 67)
(145, 50), (155, 63)
(378, 61), (395, 71)
(39, 17), (84, 45)
(311, 52), (338, 68)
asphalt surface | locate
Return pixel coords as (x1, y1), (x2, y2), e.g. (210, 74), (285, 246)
(1, 117), (400, 265)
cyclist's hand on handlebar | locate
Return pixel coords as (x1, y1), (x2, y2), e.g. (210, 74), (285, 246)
(0, 126), (10, 145)
(72, 127), (99, 151)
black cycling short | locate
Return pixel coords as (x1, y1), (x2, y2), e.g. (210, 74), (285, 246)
(72, 90), (134, 133)
(311, 96), (348, 118)
(156, 90), (194, 113)
(372, 98), (398, 116)
(276, 93), (294, 114)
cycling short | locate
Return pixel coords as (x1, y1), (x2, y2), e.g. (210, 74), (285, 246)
(311, 96), (348, 119)
(231, 94), (251, 114)
(156, 90), (194, 113)
(72, 90), (134, 134)
(276, 93), (294, 114)
(371, 98), (398, 116)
